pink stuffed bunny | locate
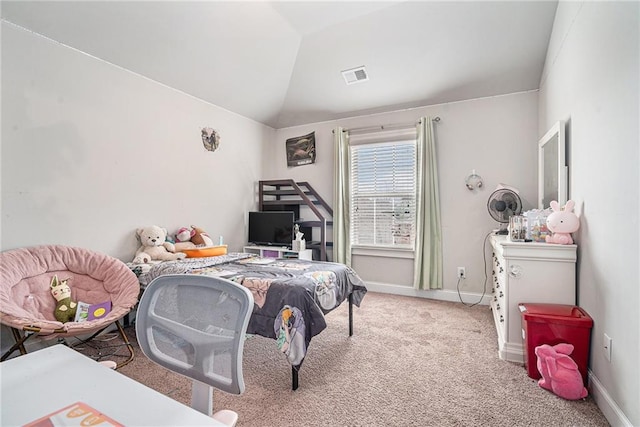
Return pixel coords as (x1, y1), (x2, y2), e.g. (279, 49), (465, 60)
(175, 226), (196, 243)
(545, 200), (579, 244)
(535, 343), (588, 400)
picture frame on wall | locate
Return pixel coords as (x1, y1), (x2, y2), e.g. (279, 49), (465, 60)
(286, 131), (316, 167)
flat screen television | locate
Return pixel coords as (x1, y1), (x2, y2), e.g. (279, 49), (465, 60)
(262, 203), (300, 220)
(248, 211), (295, 247)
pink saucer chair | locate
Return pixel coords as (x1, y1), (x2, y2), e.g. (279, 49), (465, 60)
(0, 245), (140, 368)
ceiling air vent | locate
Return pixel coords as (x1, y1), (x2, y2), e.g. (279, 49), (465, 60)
(341, 66), (369, 85)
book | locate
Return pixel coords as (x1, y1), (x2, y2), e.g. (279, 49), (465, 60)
(24, 401), (123, 427)
(74, 301), (112, 323)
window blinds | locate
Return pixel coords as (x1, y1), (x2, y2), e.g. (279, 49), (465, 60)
(350, 139), (417, 248)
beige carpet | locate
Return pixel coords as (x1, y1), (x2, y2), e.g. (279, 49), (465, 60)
(116, 292), (609, 426)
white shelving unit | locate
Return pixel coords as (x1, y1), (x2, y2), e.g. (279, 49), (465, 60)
(243, 245), (313, 260)
(489, 235), (576, 363)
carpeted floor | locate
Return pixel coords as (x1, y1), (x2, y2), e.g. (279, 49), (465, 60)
(115, 292), (609, 426)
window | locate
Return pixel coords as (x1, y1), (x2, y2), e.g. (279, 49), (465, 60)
(350, 137), (417, 249)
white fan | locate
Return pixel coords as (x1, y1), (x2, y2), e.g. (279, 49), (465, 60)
(487, 186), (522, 234)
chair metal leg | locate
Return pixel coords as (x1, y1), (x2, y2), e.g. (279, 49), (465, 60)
(67, 320), (134, 369)
(1, 328), (34, 361)
(114, 320), (135, 369)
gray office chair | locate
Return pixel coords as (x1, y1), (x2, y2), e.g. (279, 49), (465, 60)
(135, 274), (254, 427)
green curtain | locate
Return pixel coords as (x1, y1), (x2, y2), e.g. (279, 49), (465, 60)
(413, 117), (443, 289)
(333, 127), (352, 267)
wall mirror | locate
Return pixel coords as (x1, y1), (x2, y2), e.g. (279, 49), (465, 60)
(538, 120), (567, 209)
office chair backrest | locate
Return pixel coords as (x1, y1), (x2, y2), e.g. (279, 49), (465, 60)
(136, 274), (254, 398)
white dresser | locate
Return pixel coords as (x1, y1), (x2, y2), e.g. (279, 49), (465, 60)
(489, 235), (576, 363)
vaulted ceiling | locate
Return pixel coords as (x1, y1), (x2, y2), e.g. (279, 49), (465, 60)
(1, 1), (558, 129)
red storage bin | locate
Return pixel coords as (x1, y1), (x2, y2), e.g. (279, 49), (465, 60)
(519, 303), (593, 385)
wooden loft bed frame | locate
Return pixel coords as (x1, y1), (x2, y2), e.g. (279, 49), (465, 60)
(258, 180), (333, 261)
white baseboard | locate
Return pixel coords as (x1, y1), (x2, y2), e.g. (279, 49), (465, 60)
(589, 370), (633, 427)
(364, 281), (492, 306)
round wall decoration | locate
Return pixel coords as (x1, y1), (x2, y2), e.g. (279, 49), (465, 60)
(201, 127), (221, 152)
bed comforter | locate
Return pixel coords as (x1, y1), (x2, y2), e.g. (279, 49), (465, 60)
(130, 253), (367, 367)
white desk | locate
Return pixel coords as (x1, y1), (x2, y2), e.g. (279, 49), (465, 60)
(1, 345), (226, 427)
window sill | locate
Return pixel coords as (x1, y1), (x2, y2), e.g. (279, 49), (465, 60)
(352, 246), (415, 259)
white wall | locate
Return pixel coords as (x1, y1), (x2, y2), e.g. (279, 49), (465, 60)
(1, 21), (272, 260)
(538, 2), (639, 425)
(267, 91), (539, 302)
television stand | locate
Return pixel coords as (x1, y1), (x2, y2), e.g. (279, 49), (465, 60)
(243, 245), (313, 261)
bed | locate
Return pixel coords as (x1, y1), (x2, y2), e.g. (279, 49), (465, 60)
(128, 252), (367, 390)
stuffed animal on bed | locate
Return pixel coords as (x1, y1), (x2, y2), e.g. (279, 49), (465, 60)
(173, 226), (198, 251)
(133, 225), (187, 263)
(175, 226), (195, 243)
(50, 275), (77, 323)
(190, 225), (214, 246)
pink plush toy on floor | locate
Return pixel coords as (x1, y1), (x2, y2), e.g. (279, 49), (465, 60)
(545, 200), (580, 244)
(535, 343), (588, 400)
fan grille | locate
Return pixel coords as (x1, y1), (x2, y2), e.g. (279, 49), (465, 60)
(487, 189), (522, 223)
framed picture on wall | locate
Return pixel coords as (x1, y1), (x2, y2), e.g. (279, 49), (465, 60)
(286, 131), (316, 167)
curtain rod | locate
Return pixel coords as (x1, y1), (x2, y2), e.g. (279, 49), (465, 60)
(340, 116), (440, 134)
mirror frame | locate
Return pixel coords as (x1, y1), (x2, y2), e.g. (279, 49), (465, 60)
(538, 120), (567, 209)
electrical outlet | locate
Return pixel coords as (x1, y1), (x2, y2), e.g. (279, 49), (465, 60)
(604, 333), (612, 362)
(457, 267), (466, 279)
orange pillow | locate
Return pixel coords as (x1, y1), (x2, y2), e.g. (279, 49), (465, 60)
(181, 245), (227, 258)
